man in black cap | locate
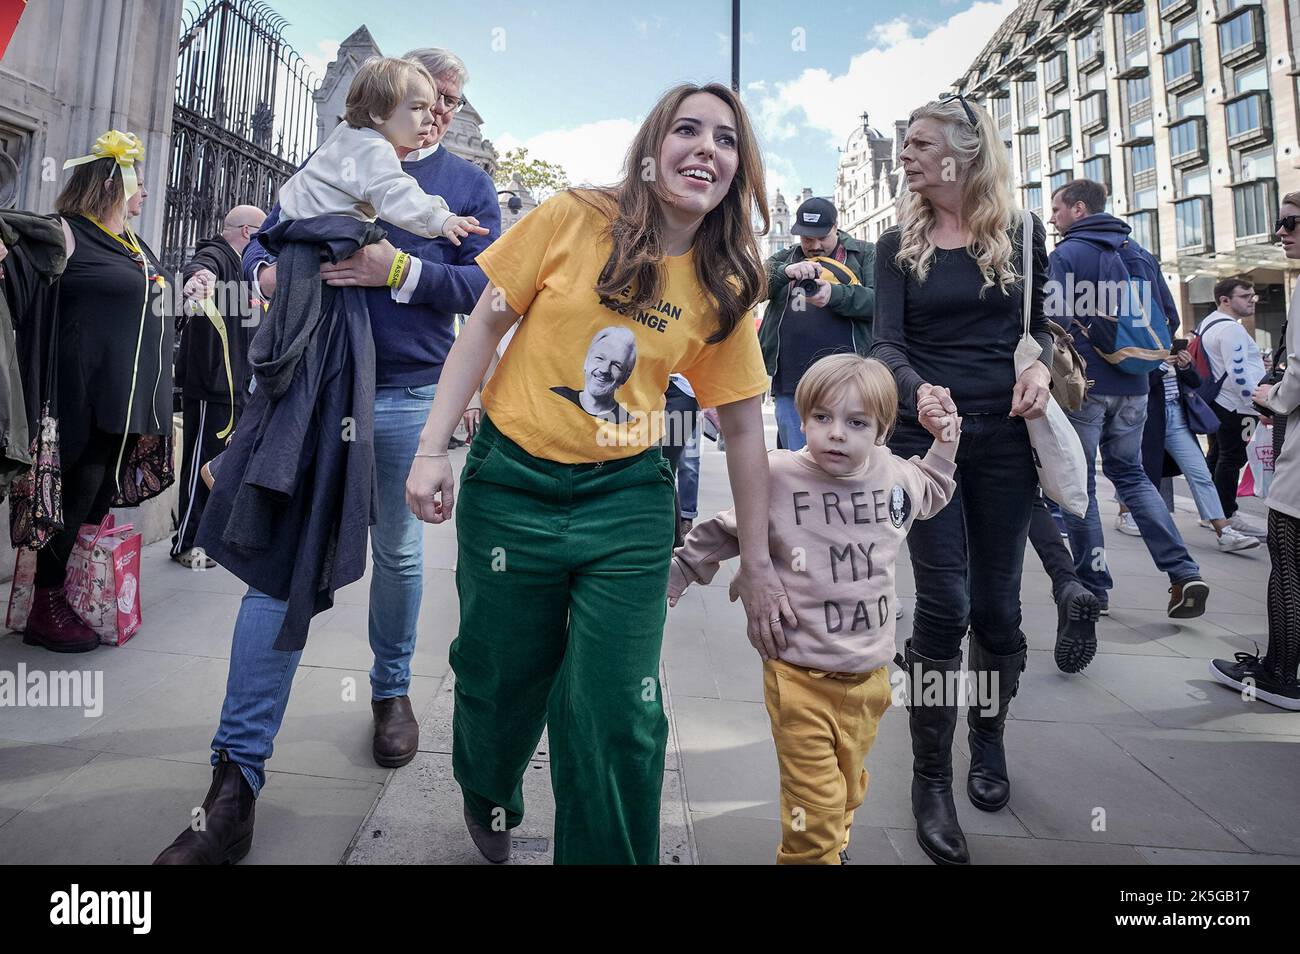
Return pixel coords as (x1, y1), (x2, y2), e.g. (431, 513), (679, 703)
(760, 196), (876, 450)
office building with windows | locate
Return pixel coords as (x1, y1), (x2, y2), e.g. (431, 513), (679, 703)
(954, 0), (1300, 347)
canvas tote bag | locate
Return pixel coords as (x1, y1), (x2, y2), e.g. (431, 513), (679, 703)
(1014, 210), (1089, 517)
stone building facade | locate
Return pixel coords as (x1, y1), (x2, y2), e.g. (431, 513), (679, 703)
(955, 0), (1300, 346)
(834, 112), (907, 244)
(0, 0), (184, 244)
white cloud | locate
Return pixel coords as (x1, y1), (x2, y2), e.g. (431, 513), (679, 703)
(301, 39), (341, 85)
(494, 118), (641, 190)
(763, 151), (803, 209)
(749, 0), (1017, 151)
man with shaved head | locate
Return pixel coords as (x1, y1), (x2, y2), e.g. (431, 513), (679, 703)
(171, 203), (267, 568)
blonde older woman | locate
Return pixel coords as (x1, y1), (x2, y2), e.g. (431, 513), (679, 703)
(871, 95), (1052, 865)
(1211, 191), (1300, 711)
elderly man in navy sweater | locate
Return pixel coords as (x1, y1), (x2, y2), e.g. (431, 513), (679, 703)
(155, 48), (500, 865)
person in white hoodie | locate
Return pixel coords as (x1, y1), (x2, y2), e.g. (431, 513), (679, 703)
(277, 56), (486, 246)
(1196, 277), (1269, 537)
(1211, 194), (1300, 710)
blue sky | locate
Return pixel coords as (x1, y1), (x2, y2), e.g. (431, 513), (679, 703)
(263, 0), (1019, 203)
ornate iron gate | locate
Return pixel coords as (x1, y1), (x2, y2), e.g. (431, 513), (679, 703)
(161, 0), (316, 271)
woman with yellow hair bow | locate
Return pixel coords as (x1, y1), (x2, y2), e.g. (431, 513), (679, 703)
(18, 130), (174, 653)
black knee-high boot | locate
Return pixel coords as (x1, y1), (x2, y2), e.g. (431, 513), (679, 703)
(902, 639), (969, 866)
(966, 636), (1027, 812)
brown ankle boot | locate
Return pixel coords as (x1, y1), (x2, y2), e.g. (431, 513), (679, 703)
(23, 585), (99, 653)
(372, 695), (419, 767)
(154, 750), (256, 864)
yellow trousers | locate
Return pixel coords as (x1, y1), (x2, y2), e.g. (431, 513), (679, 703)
(762, 659), (892, 865)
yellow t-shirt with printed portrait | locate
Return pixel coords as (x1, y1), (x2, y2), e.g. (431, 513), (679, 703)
(477, 191), (769, 464)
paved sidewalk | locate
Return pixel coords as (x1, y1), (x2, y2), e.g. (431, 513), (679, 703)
(0, 407), (1296, 864)
(671, 419), (1300, 865)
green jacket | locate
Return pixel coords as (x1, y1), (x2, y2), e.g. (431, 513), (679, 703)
(758, 231), (876, 378)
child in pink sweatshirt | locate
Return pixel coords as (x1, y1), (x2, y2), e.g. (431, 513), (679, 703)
(668, 353), (959, 864)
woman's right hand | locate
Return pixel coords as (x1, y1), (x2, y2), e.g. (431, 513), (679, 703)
(406, 455), (455, 524)
(916, 382), (957, 439)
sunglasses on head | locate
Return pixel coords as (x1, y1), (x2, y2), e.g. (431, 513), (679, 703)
(939, 93), (978, 128)
(1276, 214), (1300, 233)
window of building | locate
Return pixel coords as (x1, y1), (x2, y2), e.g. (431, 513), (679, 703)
(1128, 209), (1158, 256)
(1163, 13), (1199, 46)
(1119, 8), (1148, 61)
(1083, 154), (1111, 189)
(1225, 91), (1271, 145)
(1175, 197), (1211, 251)
(1087, 130), (1109, 155)
(1219, 6), (1264, 63)
(1084, 67), (1107, 93)
(1052, 144), (1072, 172)
(1232, 61), (1268, 95)
(1024, 184), (1043, 211)
(1051, 88), (1071, 113)
(1022, 131), (1042, 179)
(1178, 167), (1211, 197)
(1235, 145), (1276, 181)
(1163, 41), (1200, 92)
(1128, 143), (1157, 209)
(1018, 79), (1039, 121)
(1049, 169), (1073, 194)
(1233, 178), (1276, 244)
(1172, 88), (1205, 119)
(1076, 28), (1103, 71)
(1046, 110), (1071, 147)
(1124, 75), (1153, 140)
(1080, 91), (1107, 132)
(1169, 118), (1206, 164)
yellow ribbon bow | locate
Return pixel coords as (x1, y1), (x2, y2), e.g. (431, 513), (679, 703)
(62, 130), (145, 199)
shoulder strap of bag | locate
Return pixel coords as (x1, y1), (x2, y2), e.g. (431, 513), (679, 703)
(1021, 209), (1033, 340)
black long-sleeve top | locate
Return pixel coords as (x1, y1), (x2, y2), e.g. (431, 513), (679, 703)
(870, 214), (1052, 417)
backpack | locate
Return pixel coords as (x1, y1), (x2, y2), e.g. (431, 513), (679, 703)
(1073, 241), (1173, 374)
(1186, 317), (1233, 406)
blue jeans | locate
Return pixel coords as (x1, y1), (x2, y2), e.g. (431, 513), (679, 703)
(1162, 400), (1226, 522)
(774, 394), (805, 451)
(211, 383), (437, 794)
(889, 415), (1038, 660)
(677, 421), (700, 519)
(1063, 392), (1200, 598)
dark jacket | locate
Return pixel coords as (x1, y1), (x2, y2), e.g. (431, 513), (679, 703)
(759, 231), (876, 378)
(1048, 213), (1180, 397)
(0, 210), (65, 491)
(1142, 361), (1202, 485)
(197, 215), (381, 652)
(178, 234), (253, 407)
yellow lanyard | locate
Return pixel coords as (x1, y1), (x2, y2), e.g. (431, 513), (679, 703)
(87, 215), (144, 260)
(85, 217), (164, 488)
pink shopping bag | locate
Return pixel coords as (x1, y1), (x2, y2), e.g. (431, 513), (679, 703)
(63, 515), (143, 646)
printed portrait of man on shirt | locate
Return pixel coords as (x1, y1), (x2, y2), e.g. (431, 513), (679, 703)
(551, 326), (637, 424)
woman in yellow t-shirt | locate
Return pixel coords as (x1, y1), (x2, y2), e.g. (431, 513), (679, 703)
(406, 82), (793, 864)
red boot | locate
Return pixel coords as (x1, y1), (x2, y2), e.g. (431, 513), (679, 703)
(23, 585), (99, 653)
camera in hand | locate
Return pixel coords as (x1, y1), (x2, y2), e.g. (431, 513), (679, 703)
(796, 277), (819, 294)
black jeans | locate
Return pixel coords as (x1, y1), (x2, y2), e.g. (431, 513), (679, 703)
(1027, 492), (1078, 600)
(660, 380), (699, 477)
(889, 414), (1038, 660)
(35, 428), (126, 587)
(1206, 403), (1254, 519)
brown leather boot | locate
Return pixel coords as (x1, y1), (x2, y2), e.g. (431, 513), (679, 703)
(23, 585), (99, 653)
(372, 695), (419, 767)
(154, 750), (255, 864)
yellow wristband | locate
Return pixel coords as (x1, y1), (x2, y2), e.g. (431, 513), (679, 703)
(387, 251), (409, 288)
